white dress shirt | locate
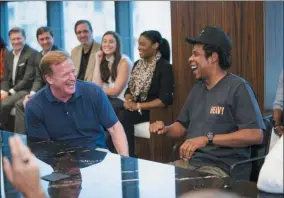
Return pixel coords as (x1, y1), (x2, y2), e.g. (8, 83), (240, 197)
(12, 49), (23, 86)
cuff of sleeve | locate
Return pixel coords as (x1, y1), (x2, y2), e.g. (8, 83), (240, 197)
(159, 94), (173, 107)
(9, 89), (16, 95)
(175, 120), (188, 129)
(30, 91), (36, 95)
(273, 104), (283, 111)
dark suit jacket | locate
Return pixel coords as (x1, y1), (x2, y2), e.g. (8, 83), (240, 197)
(31, 45), (61, 92)
(2, 44), (39, 92)
(125, 57), (174, 106)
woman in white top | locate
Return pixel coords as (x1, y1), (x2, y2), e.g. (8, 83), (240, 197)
(93, 31), (132, 109)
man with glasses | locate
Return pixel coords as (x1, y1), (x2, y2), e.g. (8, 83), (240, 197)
(71, 20), (100, 82)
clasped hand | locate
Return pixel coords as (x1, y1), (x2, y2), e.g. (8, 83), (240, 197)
(123, 100), (138, 111)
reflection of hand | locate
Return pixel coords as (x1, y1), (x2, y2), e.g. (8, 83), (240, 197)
(0, 91), (8, 101)
(54, 153), (80, 175)
(23, 94), (34, 108)
(3, 135), (46, 198)
(123, 101), (138, 111)
(150, 121), (167, 135)
(179, 137), (208, 159)
(275, 125), (284, 137)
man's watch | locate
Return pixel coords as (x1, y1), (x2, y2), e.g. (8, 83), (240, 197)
(206, 132), (215, 145)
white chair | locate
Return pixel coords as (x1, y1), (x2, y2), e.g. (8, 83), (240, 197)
(134, 122), (151, 139)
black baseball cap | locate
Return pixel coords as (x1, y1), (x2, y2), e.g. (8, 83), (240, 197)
(186, 26), (232, 53)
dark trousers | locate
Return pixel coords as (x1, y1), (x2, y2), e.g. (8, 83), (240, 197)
(120, 109), (149, 157)
(0, 91), (28, 130)
(14, 97), (26, 134)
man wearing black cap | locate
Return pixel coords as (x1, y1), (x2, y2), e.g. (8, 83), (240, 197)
(150, 26), (265, 180)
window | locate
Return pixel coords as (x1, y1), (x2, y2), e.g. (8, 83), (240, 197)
(132, 1), (172, 62)
(8, 1), (47, 51)
(63, 1), (115, 53)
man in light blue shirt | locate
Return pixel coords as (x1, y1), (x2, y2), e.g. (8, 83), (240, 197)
(273, 70), (283, 136)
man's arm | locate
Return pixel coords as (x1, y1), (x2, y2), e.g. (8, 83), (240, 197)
(213, 129), (263, 147)
(25, 100), (50, 139)
(107, 121), (129, 156)
(150, 121), (186, 138)
(95, 86), (129, 156)
(273, 71), (283, 126)
(211, 83), (264, 147)
(30, 54), (43, 93)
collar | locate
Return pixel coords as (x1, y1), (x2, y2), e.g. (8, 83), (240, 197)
(41, 45), (55, 56)
(201, 72), (230, 90)
(106, 55), (115, 64)
(44, 81), (83, 103)
(13, 46), (24, 57)
(82, 40), (93, 54)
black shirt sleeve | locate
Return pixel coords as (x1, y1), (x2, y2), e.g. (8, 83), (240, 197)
(158, 62), (174, 106)
(233, 83), (265, 130)
(176, 93), (191, 129)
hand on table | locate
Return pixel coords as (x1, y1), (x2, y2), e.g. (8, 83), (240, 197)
(3, 135), (46, 198)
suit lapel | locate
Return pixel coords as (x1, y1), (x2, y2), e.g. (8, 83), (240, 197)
(15, 45), (28, 79)
(85, 42), (99, 81)
(74, 46), (82, 76)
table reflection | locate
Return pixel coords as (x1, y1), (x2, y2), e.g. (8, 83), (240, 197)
(1, 130), (283, 198)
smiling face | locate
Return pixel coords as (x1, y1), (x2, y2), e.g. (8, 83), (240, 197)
(138, 35), (157, 59)
(46, 59), (77, 101)
(75, 23), (93, 45)
(10, 32), (25, 52)
(37, 31), (54, 52)
(101, 34), (117, 56)
(188, 44), (213, 80)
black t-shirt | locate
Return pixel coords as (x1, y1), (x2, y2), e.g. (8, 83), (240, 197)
(77, 45), (93, 80)
(177, 73), (265, 180)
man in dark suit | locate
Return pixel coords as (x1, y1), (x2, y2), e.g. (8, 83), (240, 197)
(0, 27), (39, 130)
(14, 26), (61, 134)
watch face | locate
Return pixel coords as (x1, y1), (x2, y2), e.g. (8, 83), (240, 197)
(207, 132), (213, 137)
(207, 132), (214, 141)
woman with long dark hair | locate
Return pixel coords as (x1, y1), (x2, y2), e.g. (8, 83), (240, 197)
(0, 36), (7, 81)
(93, 31), (132, 110)
(121, 30), (174, 157)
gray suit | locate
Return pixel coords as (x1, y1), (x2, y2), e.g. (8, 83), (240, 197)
(71, 41), (100, 82)
(0, 44), (39, 130)
(14, 45), (60, 134)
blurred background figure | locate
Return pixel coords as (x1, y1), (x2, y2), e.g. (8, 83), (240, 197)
(0, 36), (7, 81)
(257, 136), (283, 194)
